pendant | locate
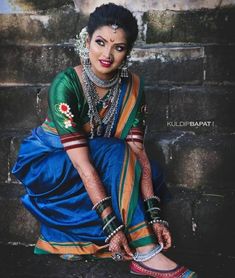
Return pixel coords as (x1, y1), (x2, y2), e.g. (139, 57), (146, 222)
(103, 100), (109, 109)
(97, 124), (103, 136)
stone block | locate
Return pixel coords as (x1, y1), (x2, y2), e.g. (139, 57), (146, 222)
(167, 85), (235, 134)
(144, 7), (235, 43)
(1, 0), (74, 13)
(163, 189), (198, 250)
(163, 188), (235, 254)
(36, 87), (49, 123)
(1, 44), (205, 85)
(130, 46), (204, 85)
(0, 45), (78, 84)
(145, 85), (169, 132)
(205, 45), (235, 83)
(0, 86), (44, 130)
(0, 134), (29, 185)
(0, 136), (11, 183)
(75, 0), (235, 14)
(0, 5), (81, 44)
(145, 84), (235, 134)
(193, 192), (235, 253)
(9, 134), (30, 184)
(145, 132), (235, 190)
(0, 184), (39, 243)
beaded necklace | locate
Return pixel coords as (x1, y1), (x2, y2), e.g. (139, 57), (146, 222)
(83, 64), (119, 88)
(82, 66), (121, 138)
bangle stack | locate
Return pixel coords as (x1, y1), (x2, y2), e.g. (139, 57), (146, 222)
(149, 219), (169, 228)
(144, 196), (169, 228)
(103, 212), (124, 243)
(92, 197), (124, 243)
(144, 196), (161, 222)
(92, 196), (111, 216)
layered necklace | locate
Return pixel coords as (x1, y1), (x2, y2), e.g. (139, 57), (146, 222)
(82, 65), (121, 138)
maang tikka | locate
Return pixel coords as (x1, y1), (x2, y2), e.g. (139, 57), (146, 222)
(111, 23), (119, 33)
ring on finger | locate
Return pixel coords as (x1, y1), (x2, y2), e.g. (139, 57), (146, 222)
(111, 252), (124, 261)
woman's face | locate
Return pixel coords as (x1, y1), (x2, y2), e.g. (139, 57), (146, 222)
(87, 25), (128, 80)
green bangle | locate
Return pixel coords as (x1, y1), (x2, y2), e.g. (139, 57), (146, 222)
(102, 212), (120, 235)
(95, 198), (111, 215)
(147, 208), (161, 221)
(144, 198), (160, 211)
(144, 196), (161, 221)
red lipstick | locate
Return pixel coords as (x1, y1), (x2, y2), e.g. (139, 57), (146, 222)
(99, 59), (113, 68)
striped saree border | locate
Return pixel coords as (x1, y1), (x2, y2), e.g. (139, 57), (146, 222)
(118, 145), (141, 226)
(114, 73), (144, 139)
(118, 144), (155, 248)
(35, 236), (108, 255)
(127, 221), (156, 248)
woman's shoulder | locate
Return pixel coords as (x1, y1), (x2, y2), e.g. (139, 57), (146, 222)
(53, 67), (78, 81)
(50, 66), (83, 90)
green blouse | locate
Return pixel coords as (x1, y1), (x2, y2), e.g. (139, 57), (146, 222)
(42, 67), (146, 150)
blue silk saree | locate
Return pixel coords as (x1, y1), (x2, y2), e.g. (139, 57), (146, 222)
(12, 67), (169, 257)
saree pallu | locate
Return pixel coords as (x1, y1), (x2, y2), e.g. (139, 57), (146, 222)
(12, 126), (169, 257)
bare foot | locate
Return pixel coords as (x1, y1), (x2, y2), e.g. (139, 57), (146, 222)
(136, 244), (177, 271)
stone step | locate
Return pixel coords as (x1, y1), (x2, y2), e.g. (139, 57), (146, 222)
(0, 244), (234, 278)
(131, 44), (235, 85)
(1, 4), (234, 44)
(0, 184), (39, 243)
(145, 132), (235, 190)
(0, 183), (234, 258)
(0, 44), (234, 84)
(144, 6), (235, 44)
(0, 44), (78, 84)
(0, 0), (74, 13)
(1, 130), (234, 190)
(1, 84), (234, 134)
(162, 187), (235, 256)
(0, 86), (48, 132)
(0, 5), (82, 44)
(0, 245), (223, 278)
(145, 84), (235, 134)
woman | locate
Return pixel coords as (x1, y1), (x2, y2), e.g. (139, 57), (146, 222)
(12, 3), (197, 277)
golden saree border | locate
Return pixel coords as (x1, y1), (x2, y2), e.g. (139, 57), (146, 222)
(35, 236), (108, 255)
(114, 73), (143, 139)
(118, 145), (141, 226)
(127, 221), (156, 248)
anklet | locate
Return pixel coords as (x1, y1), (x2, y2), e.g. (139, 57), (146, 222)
(133, 243), (163, 262)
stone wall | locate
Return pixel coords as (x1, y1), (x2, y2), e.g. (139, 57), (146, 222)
(0, 0), (235, 259)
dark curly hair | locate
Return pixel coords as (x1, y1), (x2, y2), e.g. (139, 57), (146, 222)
(87, 3), (138, 51)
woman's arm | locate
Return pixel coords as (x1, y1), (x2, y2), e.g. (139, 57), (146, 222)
(127, 141), (155, 199)
(127, 141), (172, 250)
(66, 146), (112, 218)
(67, 146), (133, 256)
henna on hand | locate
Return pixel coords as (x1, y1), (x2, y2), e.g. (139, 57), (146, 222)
(109, 230), (133, 259)
(152, 223), (172, 250)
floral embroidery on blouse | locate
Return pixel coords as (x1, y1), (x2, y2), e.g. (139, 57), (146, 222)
(55, 103), (76, 129)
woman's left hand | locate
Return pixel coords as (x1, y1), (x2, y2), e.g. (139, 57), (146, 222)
(152, 223), (172, 250)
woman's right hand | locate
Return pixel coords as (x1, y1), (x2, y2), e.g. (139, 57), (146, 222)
(108, 230), (133, 260)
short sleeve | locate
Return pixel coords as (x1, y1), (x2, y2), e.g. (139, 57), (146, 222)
(48, 70), (88, 150)
(126, 90), (147, 145)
